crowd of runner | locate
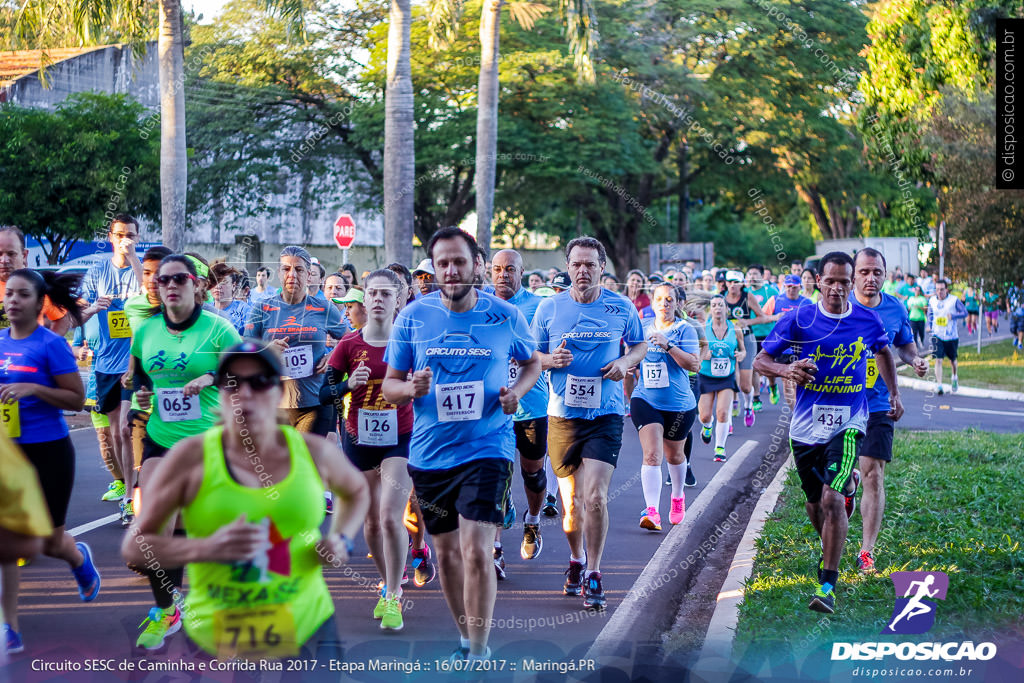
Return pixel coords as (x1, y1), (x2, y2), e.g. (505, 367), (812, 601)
(0, 215), (1011, 664)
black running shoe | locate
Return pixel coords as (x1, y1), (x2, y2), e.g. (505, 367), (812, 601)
(542, 493), (558, 517)
(809, 585), (836, 614)
(684, 463), (697, 487)
(521, 520), (542, 560)
(563, 559), (585, 595)
(582, 571), (606, 610)
(493, 547), (507, 580)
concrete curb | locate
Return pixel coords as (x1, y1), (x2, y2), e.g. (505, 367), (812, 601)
(896, 375), (1024, 402)
(694, 458), (792, 667)
(583, 439), (761, 670)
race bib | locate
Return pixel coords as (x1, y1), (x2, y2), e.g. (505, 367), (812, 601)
(156, 388), (201, 422)
(710, 357), (731, 377)
(935, 316), (949, 328)
(282, 345), (314, 380)
(507, 359), (520, 387)
(564, 374), (600, 409)
(642, 361), (669, 389)
(812, 405), (851, 440)
(212, 603), (298, 660)
(1, 401), (19, 438)
(107, 311), (132, 339)
(436, 381), (484, 422)
(865, 357), (878, 389)
(357, 408), (398, 446)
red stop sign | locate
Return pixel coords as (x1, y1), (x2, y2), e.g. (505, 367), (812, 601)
(334, 214), (356, 249)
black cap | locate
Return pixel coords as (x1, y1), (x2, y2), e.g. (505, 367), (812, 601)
(215, 340), (284, 385)
(551, 272), (572, 290)
(715, 270), (727, 282)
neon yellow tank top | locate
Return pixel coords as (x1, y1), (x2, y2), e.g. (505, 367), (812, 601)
(182, 425), (333, 659)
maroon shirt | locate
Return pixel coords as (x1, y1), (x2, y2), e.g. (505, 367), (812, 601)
(328, 330), (413, 437)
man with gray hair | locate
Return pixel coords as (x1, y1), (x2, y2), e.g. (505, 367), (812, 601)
(245, 246), (348, 443)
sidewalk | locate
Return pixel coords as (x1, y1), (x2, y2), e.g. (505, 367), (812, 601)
(896, 375), (1024, 402)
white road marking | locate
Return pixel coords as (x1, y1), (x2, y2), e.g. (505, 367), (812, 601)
(951, 407), (1024, 417)
(67, 513), (120, 537)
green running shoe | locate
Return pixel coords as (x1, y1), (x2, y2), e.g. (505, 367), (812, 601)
(380, 597), (404, 631)
(101, 480), (125, 502)
(809, 585), (835, 614)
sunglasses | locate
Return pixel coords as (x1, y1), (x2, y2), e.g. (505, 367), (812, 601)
(156, 273), (198, 287)
(216, 373), (280, 392)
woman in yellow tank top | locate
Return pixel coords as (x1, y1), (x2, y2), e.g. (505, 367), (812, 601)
(121, 341), (369, 663)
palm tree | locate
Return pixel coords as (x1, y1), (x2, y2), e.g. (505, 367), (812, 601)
(430, 0), (598, 253)
(15, 0), (187, 250)
(384, 0), (415, 267)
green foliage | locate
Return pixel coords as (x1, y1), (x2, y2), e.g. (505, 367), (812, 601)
(0, 93), (159, 262)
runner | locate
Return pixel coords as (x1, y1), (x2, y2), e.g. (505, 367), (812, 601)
(761, 275), (812, 409)
(78, 215), (143, 514)
(334, 287), (367, 331)
(0, 269), (99, 654)
(251, 266), (279, 302)
(745, 264), (780, 411)
(754, 251), (901, 614)
(322, 269), (414, 630)
(0, 226), (72, 335)
(928, 279), (962, 395)
(851, 248), (929, 574)
(382, 227), (541, 660)
(696, 296), (744, 462)
(801, 267), (821, 303)
(963, 285), (980, 336)
(210, 262), (249, 335)
(491, 249), (551, 572)
(412, 259), (437, 297)
(1009, 279), (1024, 350)
(905, 285), (929, 350)
(983, 288), (1000, 336)
(128, 254), (242, 650)
(121, 342), (369, 665)
(790, 260), (804, 276)
(633, 283), (700, 531)
(722, 270), (772, 427)
(245, 246), (348, 436)
(531, 236), (646, 610)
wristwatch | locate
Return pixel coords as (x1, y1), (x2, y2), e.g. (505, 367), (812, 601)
(665, 342), (676, 351)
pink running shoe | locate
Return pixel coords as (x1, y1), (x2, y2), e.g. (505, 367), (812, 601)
(669, 497), (686, 525)
(639, 506), (662, 531)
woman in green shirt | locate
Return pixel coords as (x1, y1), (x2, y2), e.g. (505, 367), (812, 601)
(906, 285), (929, 349)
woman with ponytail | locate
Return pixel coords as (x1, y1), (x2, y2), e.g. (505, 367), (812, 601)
(0, 268), (98, 654)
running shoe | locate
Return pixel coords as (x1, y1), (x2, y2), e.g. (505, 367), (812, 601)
(325, 493), (333, 515)
(136, 606), (181, 651)
(752, 397), (763, 413)
(564, 559), (585, 595)
(447, 646), (469, 663)
(714, 447), (727, 463)
(542, 493), (559, 517)
(411, 546), (437, 587)
(664, 472), (672, 486)
(71, 542), (100, 602)
(493, 546), (507, 580)
(732, 399), (739, 417)
(380, 597), (403, 631)
(857, 550), (876, 574)
(844, 469), (861, 520)
(759, 377), (768, 393)
(936, 384), (944, 396)
(521, 519), (542, 560)
(769, 384), (780, 405)
(503, 498), (517, 530)
(669, 497), (685, 525)
(951, 375), (958, 393)
(4, 623), (24, 654)
(744, 408), (755, 427)
(809, 585), (836, 614)
(582, 571), (606, 610)
(639, 506), (662, 531)
(700, 423), (713, 444)
(120, 499), (134, 527)
(684, 463), (697, 487)
(373, 593), (388, 620)
(101, 480), (125, 502)
(728, 423), (734, 435)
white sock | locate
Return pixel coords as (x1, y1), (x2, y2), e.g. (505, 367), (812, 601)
(493, 541), (501, 550)
(571, 553), (586, 564)
(742, 389), (754, 409)
(701, 420), (713, 429)
(460, 636), (471, 649)
(715, 420), (730, 449)
(667, 463), (685, 499)
(524, 512), (540, 525)
(468, 648), (492, 661)
(640, 465), (661, 510)
(544, 457), (557, 496)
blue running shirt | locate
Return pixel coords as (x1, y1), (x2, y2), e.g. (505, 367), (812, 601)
(852, 293), (914, 414)
(80, 259), (139, 374)
(506, 287), (549, 422)
(385, 291), (535, 470)
(531, 289), (645, 419)
(632, 319), (699, 412)
(761, 301), (889, 445)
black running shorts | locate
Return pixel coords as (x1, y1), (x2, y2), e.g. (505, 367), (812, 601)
(547, 414), (624, 478)
(861, 412), (895, 463)
(791, 429), (862, 504)
(341, 429), (410, 472)
(513, 417), (548, 461)
(408, 457), (513, 536)
(629, 397), (696, 441)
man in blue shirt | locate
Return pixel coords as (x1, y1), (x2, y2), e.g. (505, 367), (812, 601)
(491, 249), (550, 573)
(850, 248), (929, 575)
(383, 228), (541, 663)
(531, 237), (646, 610)
(755, 252), (901, 615)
